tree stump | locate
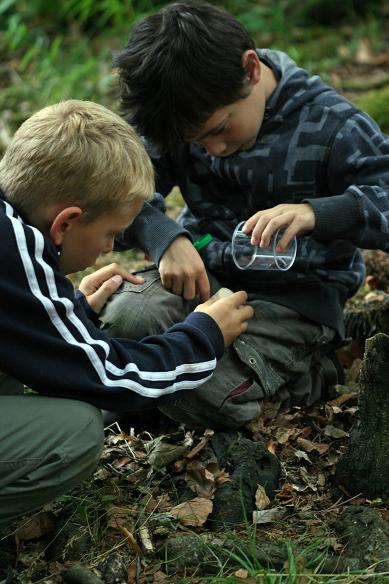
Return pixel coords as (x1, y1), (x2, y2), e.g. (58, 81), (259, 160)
(344, 295), (389, 343)
(335, 333), (389, 501)
(344, 250), (389, 343)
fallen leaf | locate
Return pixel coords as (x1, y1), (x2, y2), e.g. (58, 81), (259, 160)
(252, 507), (285, 524)
(255, 484), (270, 510)
(234, 568), (249, 579)
(276, 483), (295, 502)
(185, 460), (216, 499)
(144, 434), (188, 468)
(266, 439), (278, 455)
(186, 428), (214, 459)
(127, 560), (138, 583)
(298, 467), (317, 492)
(214, 468), (232, 486)
(327, 392), (356, 408)
(317, 473), (326, 487)
(275, 427), (299, 444)
(365, 291), (387, 302)
(323, 425), (349, 439)
(169, 497), (213, 527)
(294, 449), (312, 464)
(112, 456), (131, 468)
(93, 467), (110, 480)
(296, 437), (330, 455)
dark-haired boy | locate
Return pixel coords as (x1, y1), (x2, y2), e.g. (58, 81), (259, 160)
(101, 1), (389, 429)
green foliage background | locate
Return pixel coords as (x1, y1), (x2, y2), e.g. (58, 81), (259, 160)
(1, 0), (388, 145)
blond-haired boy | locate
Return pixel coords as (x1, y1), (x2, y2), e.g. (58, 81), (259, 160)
(0, 100), (252, 528)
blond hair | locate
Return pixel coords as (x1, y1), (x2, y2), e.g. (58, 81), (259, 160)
(0, 100), (154, 220)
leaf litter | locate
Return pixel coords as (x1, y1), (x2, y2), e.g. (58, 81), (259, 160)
(1, 259), (388, 583)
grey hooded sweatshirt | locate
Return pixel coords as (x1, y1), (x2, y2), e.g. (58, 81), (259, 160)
(117, 50), (389, 338)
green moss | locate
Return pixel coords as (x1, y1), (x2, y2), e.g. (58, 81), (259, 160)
(353, 85), (389, 133)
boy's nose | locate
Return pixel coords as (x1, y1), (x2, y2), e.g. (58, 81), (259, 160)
(203, 137), (227, 157)
(103, 238), (115, 254)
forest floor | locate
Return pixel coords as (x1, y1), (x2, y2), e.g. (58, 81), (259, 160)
(1, 250), (388, 584)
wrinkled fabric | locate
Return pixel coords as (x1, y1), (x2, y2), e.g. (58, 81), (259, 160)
(101, 268), (338, 428)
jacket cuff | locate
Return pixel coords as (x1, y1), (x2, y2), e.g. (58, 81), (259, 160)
(74, 290), (101, 325)
(305, 192), (361, 240)
(184, 312), (225, 360)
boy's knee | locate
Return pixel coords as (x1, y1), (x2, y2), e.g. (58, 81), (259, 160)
(67, 401), (104, 471)
(100, 273), (193, 340)
(0, 399), (104, 528)
(100, 289), (142, 338)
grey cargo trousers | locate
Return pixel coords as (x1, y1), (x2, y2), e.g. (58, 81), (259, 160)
(0, 375), (104, 529)
(100, 267), (339, 430)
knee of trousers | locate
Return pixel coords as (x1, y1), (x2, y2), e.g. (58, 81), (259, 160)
(0, 398), (104, 528)
(100, 278), (195, 340)
(63, 401), (105, 479)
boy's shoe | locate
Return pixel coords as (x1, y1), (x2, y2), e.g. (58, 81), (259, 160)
(318, 350), (346, 401)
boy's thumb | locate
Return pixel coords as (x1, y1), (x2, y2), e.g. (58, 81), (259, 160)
(87, 275), (123, 314)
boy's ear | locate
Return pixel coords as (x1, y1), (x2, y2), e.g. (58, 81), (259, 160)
(50, 206), (83, 246)
(242, 50), (261, 85)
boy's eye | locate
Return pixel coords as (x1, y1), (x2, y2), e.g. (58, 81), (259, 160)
(213, 126), (225, 136)
(213, 114), (230, 136)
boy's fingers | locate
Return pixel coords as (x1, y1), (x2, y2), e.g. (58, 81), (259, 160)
(242, 213), (260, 234)
(97, 263), (144, 283)
(98, 274), (123, 298)
(183, 276), (196, 300)
(275, 229), (296, 252)
(230, 290), (248, 305)
(197, 272), (211, 302)
(240, 304), (254, 319)
(126, 273), (145, 284)
(240, 321), (249, 333)
(87, 275), (123, 313)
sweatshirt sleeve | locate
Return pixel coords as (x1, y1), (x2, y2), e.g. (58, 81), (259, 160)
(115, 146), (192, 264)
(0, 205), (224, 412)
(306, 111), (389, 251)
(115, 196), (192, 265)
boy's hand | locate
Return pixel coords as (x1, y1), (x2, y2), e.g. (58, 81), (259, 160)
(243, 203), (315, 251)
(195, 291), (254, 346)
(79, 263), (145, 314)
(159, 235), (210, 301)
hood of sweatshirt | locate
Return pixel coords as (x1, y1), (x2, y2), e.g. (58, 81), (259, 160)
(259, 49), (334, 122)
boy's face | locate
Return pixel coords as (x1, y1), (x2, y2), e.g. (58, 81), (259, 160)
(189, 53), (275, 158)
(190, 89), (265, 157)
(58, 198), (144, 275)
